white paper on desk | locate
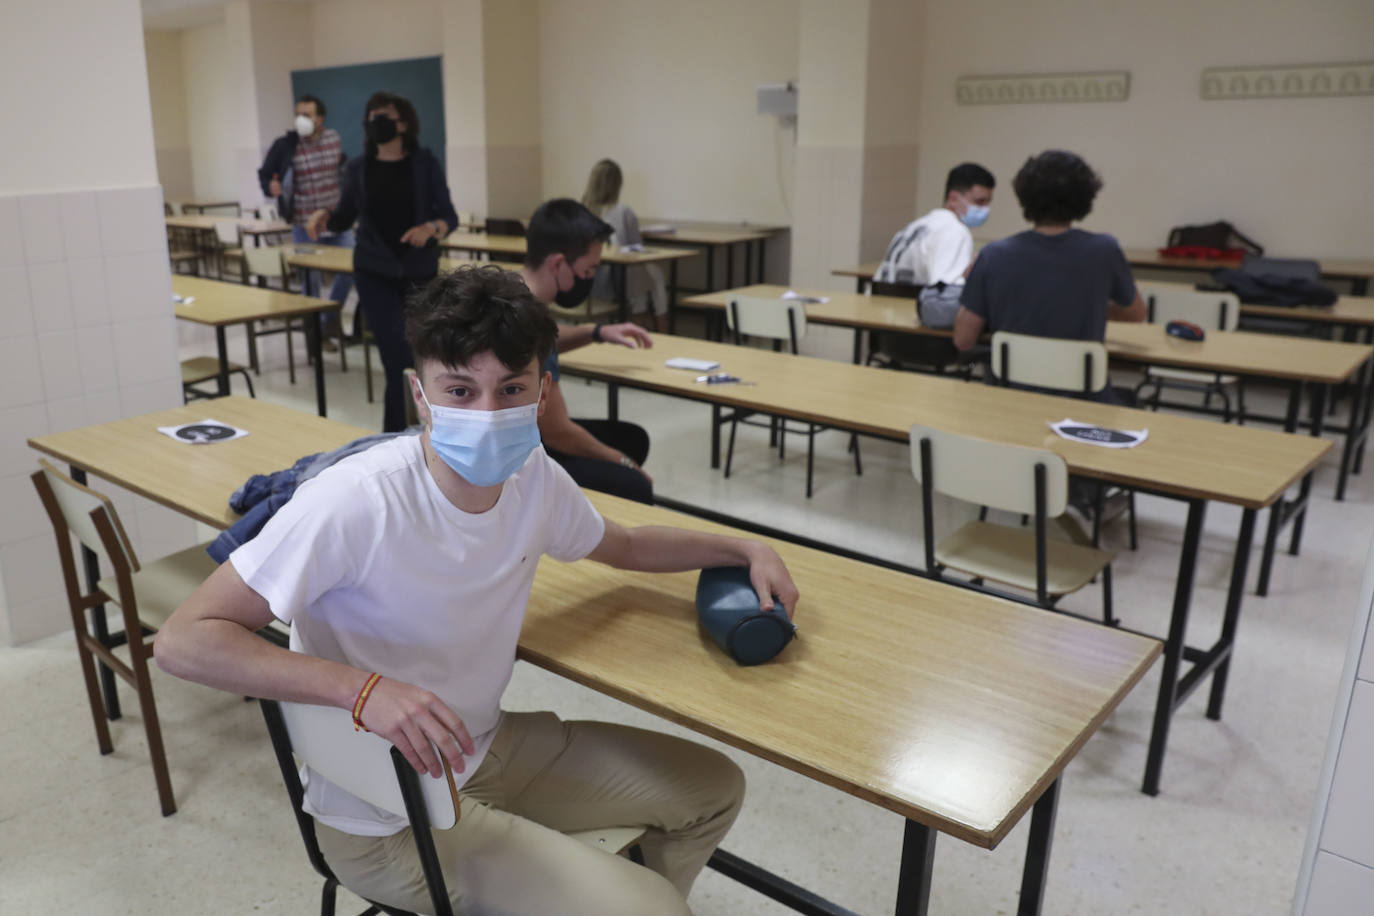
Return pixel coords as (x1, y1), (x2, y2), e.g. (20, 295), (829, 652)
(781, 290), (829, 304)
(172, 294), (195, 305)
(157, 420), (249, 444)
(643, 224), (676, 233)
(617, 243), (646, 252)
(1049, 419), (1147, 448)
(665, 357), (721, 372)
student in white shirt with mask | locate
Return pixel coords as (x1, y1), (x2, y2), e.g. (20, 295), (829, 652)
(155, 264), (799, 915)
(874, 162), (996, 328)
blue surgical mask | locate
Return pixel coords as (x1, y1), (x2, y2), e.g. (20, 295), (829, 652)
(961, 203), (990, 228)
(416, 381), (543, 487)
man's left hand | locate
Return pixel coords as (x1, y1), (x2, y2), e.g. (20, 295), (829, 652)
(599, 322), (653, 350)
(399, 222), (439, 247)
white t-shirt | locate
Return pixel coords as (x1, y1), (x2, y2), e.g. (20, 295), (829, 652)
(230, 435), (606, 836)
(874, 207), (973, 287)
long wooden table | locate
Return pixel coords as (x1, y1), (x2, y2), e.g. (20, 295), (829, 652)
(439, 231), (700, 323)
(278, 244), (478, 276)
(165, 214), (291, 243)
(173, 276), (339, 417)
(688, 283), (1374, 513)
(559, 332), (1330, 796)
(640, 223), (775, 290)
(27, 396), (1161, 915)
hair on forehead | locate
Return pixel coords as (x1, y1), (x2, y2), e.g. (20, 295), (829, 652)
(405, 265), (559, 377)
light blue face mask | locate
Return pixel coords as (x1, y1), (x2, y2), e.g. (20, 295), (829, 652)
(416, 380), (543, 487)
(961, 203), (990, 228)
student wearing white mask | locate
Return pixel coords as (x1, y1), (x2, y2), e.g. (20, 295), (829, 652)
(256, 95), (354, 314)
(874, 162), (996, 328)
(156, 264), (798, 915)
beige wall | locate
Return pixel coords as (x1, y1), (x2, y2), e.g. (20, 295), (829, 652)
(250, 1), (316, 153)
(538, 0), (799, 226)
(914, 0), (1374, 259)
(311, 0), (442, 68)
(182, 21), (239, 201)
(144, 29), (194, 198)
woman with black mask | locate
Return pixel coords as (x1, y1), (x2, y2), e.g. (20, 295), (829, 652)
(307, 91), (459, 432)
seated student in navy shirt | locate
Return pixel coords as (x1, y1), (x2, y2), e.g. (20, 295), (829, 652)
(952, 149), (1146, 389)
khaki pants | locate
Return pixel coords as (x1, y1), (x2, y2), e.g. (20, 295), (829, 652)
(316, 711), (744, 915)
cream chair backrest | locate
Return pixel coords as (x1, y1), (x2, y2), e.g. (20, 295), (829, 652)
(910, 424), (1069, 516)
(278, 700), (459, 829)
(36, 460), (140, 575)
(1139, 283), (1240, 331)
(166, 201), (184, 216)
(257, 204), (280, 222)
(725, 297), (808, 346)
(213, 221), (241, 246)
(242, 245), (286, 278)
(990, 331), (1108, 394)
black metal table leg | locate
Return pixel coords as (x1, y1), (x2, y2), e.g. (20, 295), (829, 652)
(1142, 497), (1206, 796)
(1336, 354), (1369, 501)
(614, 264), (629, 323)
(852, 329), (863, 365)
(1207, 507), (1258, 720)
(1017, 778), (1060, 916)
(1289, 384), (1326, 556)
(726, 244), (735, 289)
(667, 260), (679, 335)
(855, 276), (865, 294)
(607, 382), (619, 423)
(215, 326), (230, 396)
(308, 310), (328, 417)
(1257, 380), (1305, 595)
(757, 238), (767, 283)
(706, 247), (715, 291)
(70, 466), (121, 720)
(894, 819), (936, 915)
(744, 241), (753, 287)
(711, 404), (722, 468)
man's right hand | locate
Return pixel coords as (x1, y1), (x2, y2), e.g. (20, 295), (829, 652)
(358, 675), (476, 777)
(305, 209), (329, 241)
(268, 173), (282, 197)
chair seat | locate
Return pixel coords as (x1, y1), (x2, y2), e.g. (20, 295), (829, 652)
(97, 542), (219, 629)
(568, 825), (645, 856)
(1145, 366), (1238, 385)
(181, 356), (247, 385)
(168, 249), (200, 262)
(935, 520), (1114, 596)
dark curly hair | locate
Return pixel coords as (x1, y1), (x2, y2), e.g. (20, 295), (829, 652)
(1011, 150), (1103, 225)
(405, 264), (558, 375)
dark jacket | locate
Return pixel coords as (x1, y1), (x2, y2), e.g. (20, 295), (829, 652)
(327, 147), (459, 279)
(257, 132), (300, 220)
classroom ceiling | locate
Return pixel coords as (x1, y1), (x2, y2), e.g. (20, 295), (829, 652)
(142, 0), (317, 31)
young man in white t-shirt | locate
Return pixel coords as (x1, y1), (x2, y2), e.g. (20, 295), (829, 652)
(874, 162), (996, 328)
(154, 264), (799, 915)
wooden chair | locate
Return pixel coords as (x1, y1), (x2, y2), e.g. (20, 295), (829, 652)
(990, 330), (1138, 549)
(211, 220), (244, 280)
(181, 355), (255, 401)
(259, 698), (645, 916)
(910, 425), (1117, 624)
(722, 297), (862, 498)
(1133, 284), (1246, 423)
(29, 459), (222, 816)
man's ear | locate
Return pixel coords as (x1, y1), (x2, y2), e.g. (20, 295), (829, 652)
(409, 372), (429, 426)
(536, 370), (553, 418)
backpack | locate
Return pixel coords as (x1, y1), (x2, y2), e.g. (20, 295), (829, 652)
(1161, 221), (1264, 261)
(1213, 255), (1338, 308)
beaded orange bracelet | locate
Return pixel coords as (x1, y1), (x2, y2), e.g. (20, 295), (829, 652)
(352, 672), (382, 732)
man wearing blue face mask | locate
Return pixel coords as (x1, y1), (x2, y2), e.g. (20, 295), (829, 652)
(156, 263), (798, 915)
(874, 162), (995, 329)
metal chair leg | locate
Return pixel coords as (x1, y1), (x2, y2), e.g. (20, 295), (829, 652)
(805, 425), (816, 498)
(724, 415), (739, 479)
(850, 434), (862, 475)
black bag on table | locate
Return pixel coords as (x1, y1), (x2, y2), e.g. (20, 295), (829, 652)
(1165, 221), (1265, 254)
(1213, 254), (1338, 308)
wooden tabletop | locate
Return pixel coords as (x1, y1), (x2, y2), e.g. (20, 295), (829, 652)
(1123, 247), (1374, 282)
(559, 333), (1331, 508)
(165, 215), (291, 235)
(832, 262), (883, 281)
(644, 218), (789, 235)
(278, 245), (479, 276)
(690, 284), (1372, 382)
(440, 231), (700, 266)
(640, 227), (771, 245)
(173, 276), (339, 326)
(525, 490), (1160, 848)
(27, 397), (370, 528)
(25, 396), (1159, 850)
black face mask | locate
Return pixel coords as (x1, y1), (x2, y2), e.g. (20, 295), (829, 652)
(366, 115), (399, 145)
(555, 269), (594, 309)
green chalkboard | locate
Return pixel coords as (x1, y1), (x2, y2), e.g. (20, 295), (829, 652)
(290, 56), (445, 169)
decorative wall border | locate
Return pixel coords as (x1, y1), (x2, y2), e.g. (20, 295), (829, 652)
(1201, 61), (1374, 100)
(955, 71), (1130, 105)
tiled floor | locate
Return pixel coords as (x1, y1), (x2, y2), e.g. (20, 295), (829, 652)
(3, 320), (1368, 914)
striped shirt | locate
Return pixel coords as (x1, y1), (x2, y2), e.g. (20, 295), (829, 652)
(291, 128), (343, 226)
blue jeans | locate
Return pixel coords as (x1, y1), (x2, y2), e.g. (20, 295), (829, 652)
(291, 223), (355, 304)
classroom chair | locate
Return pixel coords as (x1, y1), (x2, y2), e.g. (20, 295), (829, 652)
(910, 425), (1117, 624)
(257, 203), (280, 221)
(1133, 284), (1246, 423)
(211, 221), (245, 280)
(990, 330), (1138, 550)
(181, 355), (255, 401)
(29, 460), (222, 816)
(259, 698), (645, 916)
(722, 297), (862, 498)
(865, 281), (967, 376)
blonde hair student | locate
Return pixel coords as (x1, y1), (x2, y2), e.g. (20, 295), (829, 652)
(580, 158), (668, 325)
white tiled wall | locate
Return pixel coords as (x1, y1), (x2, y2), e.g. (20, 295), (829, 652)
(1295, 547), (1374, 914)
(0, 184), (194, 646)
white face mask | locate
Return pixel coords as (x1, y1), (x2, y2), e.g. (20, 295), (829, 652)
(294, 115), (315, 137)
